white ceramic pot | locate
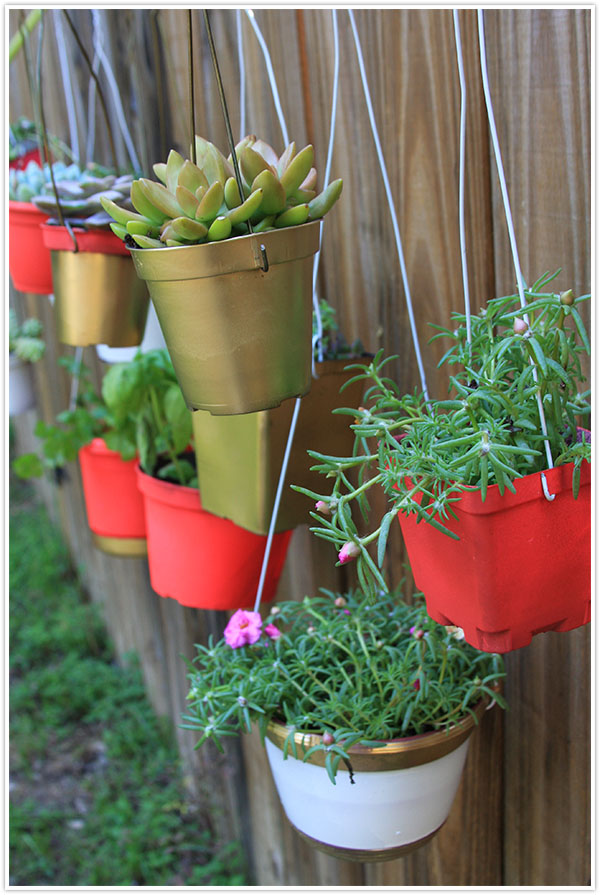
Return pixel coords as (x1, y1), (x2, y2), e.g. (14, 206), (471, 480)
(96, 301), (167, 364)
(264, 702), (487, 862)
(9, 353), (35, 416)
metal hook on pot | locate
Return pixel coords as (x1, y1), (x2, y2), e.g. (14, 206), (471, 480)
(540, 471), (556, 502)
(259, 244), (269, 273)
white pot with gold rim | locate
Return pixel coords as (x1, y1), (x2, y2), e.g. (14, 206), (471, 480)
(264, 699), (488, 862)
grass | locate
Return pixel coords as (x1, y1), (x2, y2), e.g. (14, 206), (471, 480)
(9, 473), (249, 886)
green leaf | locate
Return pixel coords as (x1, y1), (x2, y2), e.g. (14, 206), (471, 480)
(377, 509), (397, 568)
(13, 453), (44, 478)
(568, 307), (590, 354)
(164, 385), (192, 455)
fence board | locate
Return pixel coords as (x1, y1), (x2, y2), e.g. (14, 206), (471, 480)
(9, 7), (590, 887)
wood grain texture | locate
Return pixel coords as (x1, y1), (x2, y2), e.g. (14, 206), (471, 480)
(484, 9), (591, 886)
(9, 7), (590, 887)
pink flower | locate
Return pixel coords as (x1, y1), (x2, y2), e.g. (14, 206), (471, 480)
(315, 500), (332, 515)
(264, 623), (281, 640)
(413, 679), (421, 691)
(338, 541), (360, 564)
(410, 626), (424, 640)
(224, 609), (263, 649)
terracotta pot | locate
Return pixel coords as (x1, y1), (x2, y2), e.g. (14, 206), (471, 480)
(264, 698), (488, 862)
(397, 457), (591, 653)
(42, 224), (149, 347)
(129, 221), (320, 414)
(193, 357), (369, 533)
(9, 353), (35, 416)
(136, 465), (292, 610)
(9, 201), (52, 294)
(78, 438), (147, 557)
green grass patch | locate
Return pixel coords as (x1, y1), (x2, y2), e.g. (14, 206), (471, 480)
(9, 477), (249, 886)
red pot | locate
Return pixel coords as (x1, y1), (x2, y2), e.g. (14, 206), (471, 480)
(397, 459), (591, 653)
(78, 438), (147, 557)
(8, 200), (52, 294)
(41, 223), (132, 255)
(136, 466), (293, 610)
(9, 148), (42, 170)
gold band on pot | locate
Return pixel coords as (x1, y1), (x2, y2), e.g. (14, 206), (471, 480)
(265, 697), (488, 772)
(290, 820), (443, 863)
(91, 533), (148, 557)
(52, 250), (149, 347)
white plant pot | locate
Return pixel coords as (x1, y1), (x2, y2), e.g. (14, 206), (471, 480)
(264, 705), (486, 862)
(96, 301), (167, 364)
(9, 353), (35, 416)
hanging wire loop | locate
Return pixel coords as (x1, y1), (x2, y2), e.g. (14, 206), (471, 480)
(203, 9), (258, 244)
(540, 472), (556, 502)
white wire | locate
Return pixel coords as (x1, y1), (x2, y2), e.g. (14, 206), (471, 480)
(311, 9), (340, 372)
(236, 9), (246, 141)
(245, 9), (289, 146)
(348, 9), (430, 405)
(86, 50), (101, 164)
(477, 10), (553, 471)
(253, 397), (302, 613)
(91, 10), (141, 172)
(53, 11), (80, 164)
(452, 10), (472, 346)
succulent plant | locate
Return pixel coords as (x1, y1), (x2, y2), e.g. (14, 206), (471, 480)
(10, 159), (136, 228)
(100, 135), (343, 248)
(9, 309), (45, 362)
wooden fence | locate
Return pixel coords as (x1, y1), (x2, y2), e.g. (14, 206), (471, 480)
(9, 8), (590, 886)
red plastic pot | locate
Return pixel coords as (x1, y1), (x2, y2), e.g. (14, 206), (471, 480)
(9, 148), (42, 170)
(78, 438), (147, 557)
(41, 223), (132, 255)
(8, 200), (52, 294)
(397, 459), (591, 653)
(136, 466), (293, 610)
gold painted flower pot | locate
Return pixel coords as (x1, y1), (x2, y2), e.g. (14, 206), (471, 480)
(129, 221), (321, 415)
(42, 224), (149, 347)
(264, 698), (489, 862)
(192, 358), (368, 533)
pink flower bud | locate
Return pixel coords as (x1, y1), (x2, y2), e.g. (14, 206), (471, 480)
(410, 626), (424, 640)
(413, 679), (421, 691)
(264, 623), (281, 640)
(513, 317), (528, 335)
(315, 500), (332, 515)
(334, 596), (347, 608)
(322, 731), (334, 746)
(338, 541), (361, 564)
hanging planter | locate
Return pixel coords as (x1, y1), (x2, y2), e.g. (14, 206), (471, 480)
(184, 588), (505, 861)
(96, 301), (167, 364)
(136, 465), (292, 610)
(192, 357), (369, 533)
(78, 438), (147, 557)
(42, 223), (149, 347)
(102, 134), (343, 415)
(130, 221), (320, 414)
(397, 453), (591, 653)
(264, 698), (488, 862)
(8, 201), (52, 294)
(9, 353), (36, 416)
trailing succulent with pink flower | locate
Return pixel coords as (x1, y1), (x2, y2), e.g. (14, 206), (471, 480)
(183, 585), (505, 783)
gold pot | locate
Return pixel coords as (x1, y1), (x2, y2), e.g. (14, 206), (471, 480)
(44, 225), (149, 347)
(192, 357), (368, 533)
(129, 221), (320, 415)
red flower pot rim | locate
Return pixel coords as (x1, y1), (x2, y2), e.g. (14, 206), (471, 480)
(9, 199), (49, 217)
(41, 222), (131, 256)
(135, 462), (199, 507)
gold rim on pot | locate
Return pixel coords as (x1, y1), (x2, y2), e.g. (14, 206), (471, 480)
(91, 533), (148, 557)
(265, 696), (489, 772)
(130, 221), (321, 415)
